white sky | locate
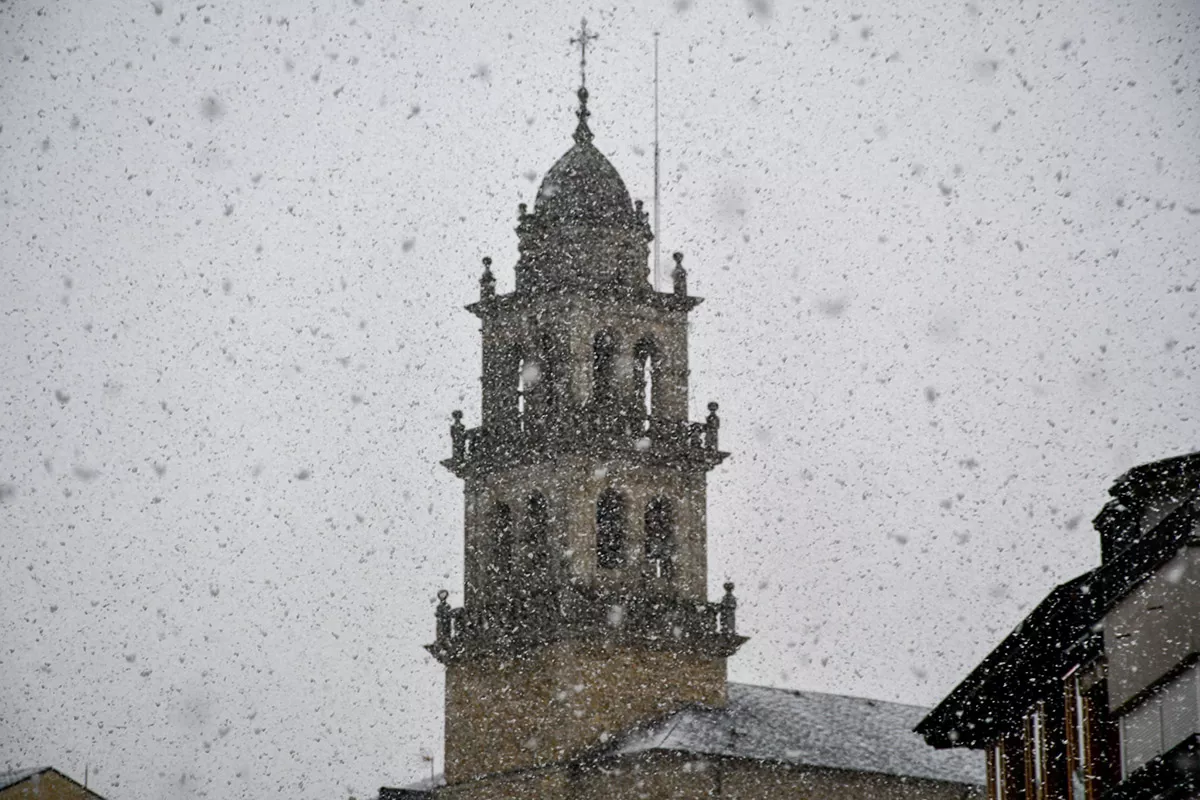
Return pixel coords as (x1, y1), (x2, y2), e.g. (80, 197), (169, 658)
(2, 0), (1198, 797)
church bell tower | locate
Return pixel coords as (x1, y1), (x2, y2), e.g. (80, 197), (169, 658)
(427, 37), (746, 786)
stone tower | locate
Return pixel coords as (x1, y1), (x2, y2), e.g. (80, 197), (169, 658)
(427, 77), (746, 788)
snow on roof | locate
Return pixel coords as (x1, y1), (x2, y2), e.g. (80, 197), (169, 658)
(611, 683), (984, 786)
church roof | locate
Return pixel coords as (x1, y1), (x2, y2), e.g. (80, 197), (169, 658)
(610, 683), (985, 787)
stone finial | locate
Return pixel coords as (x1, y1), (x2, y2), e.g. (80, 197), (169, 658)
(635, 200), (653, 240)
(672, 251), (687, 296)
(515, 204), (532, 240)
(705, 402), (719, 451)
(435, 589), (451, 642)
(451, 410), (466, 461)
(479, 257), (495, 301)
(574, 86), (594, 144)
(720, 581), (737, 634)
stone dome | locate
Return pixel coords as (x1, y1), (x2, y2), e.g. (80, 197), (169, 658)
(534, 139), (634, 226)
(513, 86), (652, 296)
(532, 87), (635, 227)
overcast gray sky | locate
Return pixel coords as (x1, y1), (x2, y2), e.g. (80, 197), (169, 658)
(2, 0), (1198, 797)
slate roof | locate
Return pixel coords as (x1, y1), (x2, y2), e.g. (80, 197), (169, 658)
(535, 137), (634, 227)
(533, 87), (635, 229)
(610, 683), (985, 786)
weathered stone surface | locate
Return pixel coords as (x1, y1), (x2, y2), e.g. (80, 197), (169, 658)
(436, 752), (983, 800)
(444, 641), (726, 783)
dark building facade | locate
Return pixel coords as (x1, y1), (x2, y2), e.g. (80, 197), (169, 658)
(917, 452), (1200, 800)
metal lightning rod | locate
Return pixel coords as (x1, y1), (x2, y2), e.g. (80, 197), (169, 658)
(653, 32), (661, 290)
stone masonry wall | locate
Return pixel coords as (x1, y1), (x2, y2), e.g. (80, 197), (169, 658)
(443, 640), (726, 784)
(437, 751), (983, 800)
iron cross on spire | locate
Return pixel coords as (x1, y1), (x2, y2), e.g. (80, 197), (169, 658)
(570, 18), (599, 87)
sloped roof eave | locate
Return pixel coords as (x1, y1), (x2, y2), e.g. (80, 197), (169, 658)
(606, 683), (984, 787)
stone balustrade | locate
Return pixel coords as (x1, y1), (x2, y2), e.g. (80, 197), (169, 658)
(445, 403), (724, 475)
(427, 582), (743, 663)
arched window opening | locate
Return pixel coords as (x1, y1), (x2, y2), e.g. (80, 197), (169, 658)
(516, 356), (535, 428)
(644, 497), (675, 580)
(493, 345), (522, 431)
(596, 489), (626, 569)
(633, 337), (658, 428)
(592, 330), (617, 407)
(539, 332), (558, 417)
(525, 492), (550, 575)
(519, 356), (546, 431)
(490, 501), (514, 574)
(517, 359), (526, 420)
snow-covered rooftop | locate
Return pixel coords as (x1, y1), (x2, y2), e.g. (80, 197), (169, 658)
(611, 683), (985, 786)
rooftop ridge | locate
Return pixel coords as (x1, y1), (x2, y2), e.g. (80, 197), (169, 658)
(727, 681), (935, 714)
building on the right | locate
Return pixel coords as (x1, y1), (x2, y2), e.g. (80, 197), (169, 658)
(917, 451), (1200, 800)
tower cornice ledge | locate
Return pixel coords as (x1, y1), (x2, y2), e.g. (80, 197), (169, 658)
(466, 287), (702, 319)
(426, 628), (748, 666)
(426, 586), (747, 666)
(441, 439), (728, 480)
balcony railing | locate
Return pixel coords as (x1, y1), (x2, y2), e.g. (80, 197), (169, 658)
(444, 402), (724, 474)
(427, 582), (743, 663)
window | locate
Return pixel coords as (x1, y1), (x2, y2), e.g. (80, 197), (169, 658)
(1065, 665), (1111, 800)
(1002, 732), (1027, 799)
(633, 336), (658, 426)
(492, 344), (524, 431)
(525, 492), (550, 576)
(592, 330), (617, 407)
(596, 489), (626, 569)
(986, 741), (1007, 800)
(490, 502), (514, 574)
(1118, 661), (1200, 778)
(538, 331), (558, 419)
(1065, 673), (1088, 800)
(517, 354), (539, 427)
(1066, 661), (1122, 796)
(1024, 703), (1049, 800)
(644, 497), (675, 580)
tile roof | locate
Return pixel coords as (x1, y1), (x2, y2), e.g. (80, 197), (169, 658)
(611, 683), (984, 786)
